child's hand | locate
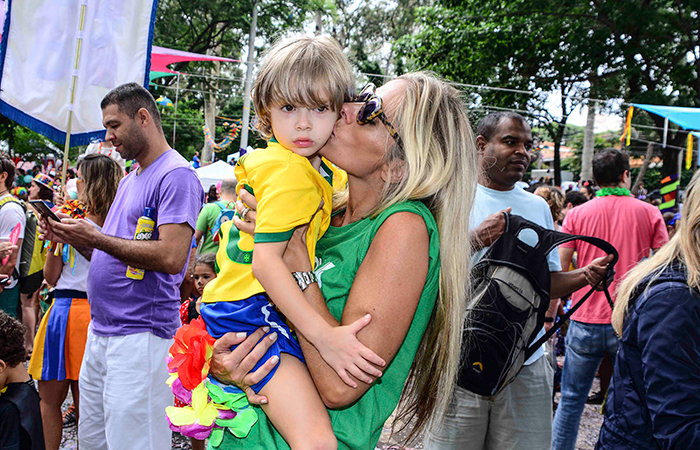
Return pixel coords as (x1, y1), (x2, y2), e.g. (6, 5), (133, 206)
(314, 314), (386, 388)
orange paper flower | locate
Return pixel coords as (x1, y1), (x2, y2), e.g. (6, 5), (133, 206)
(168, 318), (216, 390)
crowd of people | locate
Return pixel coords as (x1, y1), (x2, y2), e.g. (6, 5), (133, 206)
(0, 33), (698, 450)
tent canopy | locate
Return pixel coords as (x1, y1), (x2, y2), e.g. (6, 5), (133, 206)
(195, 160), (236, 191)
(633, 103), (700, 131)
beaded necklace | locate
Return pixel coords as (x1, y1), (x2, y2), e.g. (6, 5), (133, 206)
(596, 187), (631, 197)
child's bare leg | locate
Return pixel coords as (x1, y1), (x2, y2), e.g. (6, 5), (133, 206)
(259, 354), (337, 450)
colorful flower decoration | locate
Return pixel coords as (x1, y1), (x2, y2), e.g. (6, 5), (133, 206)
(168, 318), (216, 390)
(44, 200), (88, 273)
(60, 200), (87, 219)
(165, 319), (258, 443)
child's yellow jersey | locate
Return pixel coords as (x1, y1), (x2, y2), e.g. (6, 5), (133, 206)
(202, 141), (341, 303)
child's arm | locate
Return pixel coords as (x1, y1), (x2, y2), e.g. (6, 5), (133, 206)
(252, 241), (386, 388)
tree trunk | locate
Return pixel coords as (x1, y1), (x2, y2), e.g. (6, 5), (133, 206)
(201, 47), (221, 163)
(632, 142), (654, 194)
(202, 92), (216, 164)
(552, 117), (568, 187)
(580, 101), (595, 182)
(315, 10), (323, 35)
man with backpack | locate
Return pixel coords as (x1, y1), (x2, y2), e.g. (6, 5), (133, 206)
(551, 150), (668, 450)
(425, 112), (612, 450)
(194, 178), (237, 254)
(0, 157), (25, 320)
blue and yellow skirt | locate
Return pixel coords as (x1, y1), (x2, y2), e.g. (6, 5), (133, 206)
(28, 290), (90, 381)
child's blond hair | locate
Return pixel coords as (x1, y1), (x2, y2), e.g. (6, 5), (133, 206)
(252, 35), (355, 140)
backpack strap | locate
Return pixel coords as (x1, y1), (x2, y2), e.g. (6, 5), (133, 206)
(524, 273), (614, 360)
(507, 213), (620, 361)
(0, 196), (22, 211)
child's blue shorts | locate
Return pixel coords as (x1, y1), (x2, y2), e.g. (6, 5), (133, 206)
(200, 293), (305, 393)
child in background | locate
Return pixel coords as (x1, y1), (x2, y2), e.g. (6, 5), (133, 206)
(178, 253), (217, 330)
(0, 311), (45, 450)
(170, 35), (385, 448)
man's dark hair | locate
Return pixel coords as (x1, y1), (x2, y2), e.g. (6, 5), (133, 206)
(593, 149), (630, 186)
(100, 82), (162, 128)
(0, 311), (26, 367)
(0, 158), (15, 190)
(476, 112), (528, 142)
(565, 190), (588, 207)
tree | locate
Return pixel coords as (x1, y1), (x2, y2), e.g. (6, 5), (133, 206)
(399, 0), (700, 183)
(151, 0), (307, 160)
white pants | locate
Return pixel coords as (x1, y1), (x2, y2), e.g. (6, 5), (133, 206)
(78, 326), (173, 450)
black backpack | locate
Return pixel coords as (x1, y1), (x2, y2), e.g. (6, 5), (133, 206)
(458, 213), (618, 397)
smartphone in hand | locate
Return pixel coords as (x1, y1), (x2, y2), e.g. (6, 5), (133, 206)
(29, 200), (61, 222)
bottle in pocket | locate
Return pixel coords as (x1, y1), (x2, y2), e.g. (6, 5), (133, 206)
(126, 207), (155, 280)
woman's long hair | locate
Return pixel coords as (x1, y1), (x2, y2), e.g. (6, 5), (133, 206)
(334, 72), (477, 443)
(79, 154), (123, 222)
(613, 171), (700, 334)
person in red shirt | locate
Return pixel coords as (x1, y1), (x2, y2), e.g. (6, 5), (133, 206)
(552, 149), (669, 450)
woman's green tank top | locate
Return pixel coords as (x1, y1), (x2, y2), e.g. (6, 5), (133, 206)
(213, 200), (440, 450)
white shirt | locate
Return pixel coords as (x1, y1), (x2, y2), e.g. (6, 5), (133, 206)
(470, 184), (562, 365)
(0, 194), (26, 289)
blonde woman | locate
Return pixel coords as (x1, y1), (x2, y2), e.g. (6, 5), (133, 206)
(597, 171), (700, 449)
(28, 154), (123, 450)
(208, 72), (477, 449)
(535, 185), (565, 227)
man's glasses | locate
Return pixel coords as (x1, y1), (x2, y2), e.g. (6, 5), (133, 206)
(354, 83), (404, 150)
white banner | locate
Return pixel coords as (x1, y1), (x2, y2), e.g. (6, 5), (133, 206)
(0, 0), (159, 146)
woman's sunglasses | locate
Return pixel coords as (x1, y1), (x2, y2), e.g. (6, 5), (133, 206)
(354, 83), (404, 150)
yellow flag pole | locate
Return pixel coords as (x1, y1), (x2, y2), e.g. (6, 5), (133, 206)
(61, 3), (87, 189)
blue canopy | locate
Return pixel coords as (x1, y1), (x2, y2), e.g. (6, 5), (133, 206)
(633, 104), (700, 131)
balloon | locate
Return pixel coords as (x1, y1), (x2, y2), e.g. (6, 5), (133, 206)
(24, 175), (33, 184)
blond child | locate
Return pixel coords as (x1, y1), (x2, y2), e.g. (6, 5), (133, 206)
(198, 36), (385, 448)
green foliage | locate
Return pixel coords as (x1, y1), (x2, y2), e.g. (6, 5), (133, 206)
(399, 0), (700, 180)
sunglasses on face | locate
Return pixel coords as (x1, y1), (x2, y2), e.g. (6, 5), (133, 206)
(354, 83), (404, 151)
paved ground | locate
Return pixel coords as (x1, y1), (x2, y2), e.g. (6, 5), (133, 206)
(57, 383), (604, 450)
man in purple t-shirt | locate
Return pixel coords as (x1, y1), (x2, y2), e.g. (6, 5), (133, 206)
(43, 83), (204, 450)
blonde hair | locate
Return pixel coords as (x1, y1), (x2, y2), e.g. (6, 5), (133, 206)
(535, 186), (565, 222)
(334, 72), (477, 443)
(79, 154), (123, 222)
(251, 35), (355, 140)
(613, 171), (700, 335)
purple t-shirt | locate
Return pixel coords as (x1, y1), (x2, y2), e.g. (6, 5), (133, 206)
(87, 149), (204, 339)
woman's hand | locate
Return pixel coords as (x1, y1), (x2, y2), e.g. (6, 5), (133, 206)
(232, 190), (257, 236)
(209, 326), (280, 405)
